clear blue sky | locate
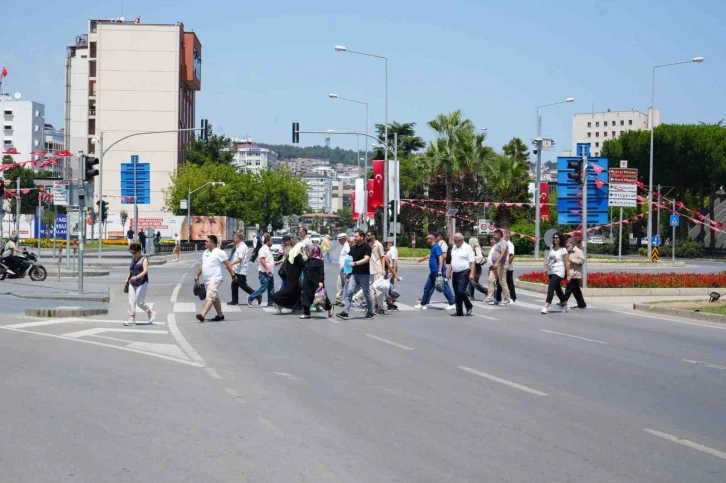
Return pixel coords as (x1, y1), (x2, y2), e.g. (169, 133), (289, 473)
(1, 0), (723, 163)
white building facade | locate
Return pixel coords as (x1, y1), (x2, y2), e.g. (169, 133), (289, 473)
(304, 172), (333, 213)
(1, 99), (46, 164)
(571, 109), (660, 157)
(230, 138), (277, 173)
(64, 19), (201, 232)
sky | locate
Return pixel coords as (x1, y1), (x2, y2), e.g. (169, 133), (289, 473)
(1, 0), (724, 165)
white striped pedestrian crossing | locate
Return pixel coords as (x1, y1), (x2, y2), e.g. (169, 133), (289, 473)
(173, 302), (197, 313)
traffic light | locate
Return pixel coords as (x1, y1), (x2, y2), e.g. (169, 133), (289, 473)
(567, 158), (584, 184)
(388, 199), (396, 218)
(292, 122), (300, 144)
(201, 119), (209, 142)
(97, 200), (109, 223)
(84, 156), (100, 182)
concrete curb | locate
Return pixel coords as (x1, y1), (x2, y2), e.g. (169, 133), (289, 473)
(25, 307), (109, 318)
(84, 259), (166, 268)
(397, 258), (686, 268)
(9, 292), (110, 302)
(633, 303), (726, 324)
(45, 270), (110, 277)
(516, 280), (720, 297)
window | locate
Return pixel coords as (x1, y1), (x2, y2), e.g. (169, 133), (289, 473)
(629, 120), (633, 125)
(604, 132), (608, 137)
(596, 122), (599, 127)
(3, 110), (12, 115)
(595, 142), (600, 147)
(596, 132), (600, 137)
(587, 132), (591, 138)
(620, 120), (624, 126)
(587, 122), (591, 128)
(612, 131), (616, 137)
(604, 121), (608, 126)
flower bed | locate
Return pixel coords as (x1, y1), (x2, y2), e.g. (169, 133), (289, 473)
(519, 271), (726, 288)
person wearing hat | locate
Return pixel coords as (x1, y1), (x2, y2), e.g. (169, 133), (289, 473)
(335, 232), (350, 306)
(2, 233), (23, 274)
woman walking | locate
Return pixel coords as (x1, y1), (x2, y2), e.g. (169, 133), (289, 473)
(563, 238), (587, 308)
(467, 237), (488, 300)
(125, 242), (156, 326)
(271, 238), (306, 313)
(300, 245), (333, 319)
(541, 232), (570, 315)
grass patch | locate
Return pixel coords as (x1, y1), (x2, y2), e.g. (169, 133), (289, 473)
(699, 306), (726, 315)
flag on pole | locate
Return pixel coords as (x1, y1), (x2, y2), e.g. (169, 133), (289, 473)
(1, 66), (7, 77)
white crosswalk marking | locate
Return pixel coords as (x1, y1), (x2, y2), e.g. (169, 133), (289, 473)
(173, 302), (197, 313)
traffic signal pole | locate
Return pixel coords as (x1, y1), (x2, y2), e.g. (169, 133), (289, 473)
(581, 153), (588, 289)
(97, 134), (104, 260)
(77, 151), (84, 294)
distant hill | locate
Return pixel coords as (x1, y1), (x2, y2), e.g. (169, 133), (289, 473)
(257, 143), (361, 165)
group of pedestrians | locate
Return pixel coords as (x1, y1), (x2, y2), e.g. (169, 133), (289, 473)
(540, 232), (587, 314)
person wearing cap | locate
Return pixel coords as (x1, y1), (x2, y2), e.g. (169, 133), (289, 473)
(335, 232), (350, 306)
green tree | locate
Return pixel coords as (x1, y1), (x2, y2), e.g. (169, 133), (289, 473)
(246, 167), (309, 231)
(336, 207), (354, 230)
(371, 121), (426, 160)
(502, 137), (531, 164)
(481, 154), (532, 227)
(185, 124), (234, 166)
(1, 156), (54, 216)
(120, 209), (128, 234)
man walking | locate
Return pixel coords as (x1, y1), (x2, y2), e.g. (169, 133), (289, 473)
(194, 235), (237, 322)
(486, 229), (510, 305)
(495, 230), (517, 303)
(337, 230), (374, 320)
(228, 232), (259, 306)
(248, 235), (275, 307)
(366, 230), (399, 315)
(434, 230), (457, 305)
(448, 233), (476, 316)
(415, 234), (455, 310)
(335, 233), (350, 306)
(127, 228), (135, 248)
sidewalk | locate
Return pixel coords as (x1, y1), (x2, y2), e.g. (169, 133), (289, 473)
(0, 279), (110, 302)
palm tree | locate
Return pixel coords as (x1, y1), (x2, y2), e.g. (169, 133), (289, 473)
(482, 154), (531, 227)
(426, 111), (476, 208)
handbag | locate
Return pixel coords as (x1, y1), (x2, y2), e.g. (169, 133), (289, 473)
(435, 275), (444, 293)
(372, 276), (391, 294)
(313, 287), (327, 305)
(193, 281), (207, 300)
(278, 260), (287, 280)
(125, 257), (140, 294)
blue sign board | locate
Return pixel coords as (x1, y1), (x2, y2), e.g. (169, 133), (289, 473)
(669, 215), (680, 227)
(652, 235), (660, 247)
(34, 214), (67, 239)
(557, 144), (610, 226)
(121, 155), (151, 204)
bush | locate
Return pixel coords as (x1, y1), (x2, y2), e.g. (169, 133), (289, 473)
(638, 240), (703, 258)
(519, 271), (726, 288)
(509, 220), (535, 255)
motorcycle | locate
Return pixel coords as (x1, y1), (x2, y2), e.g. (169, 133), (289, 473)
(0, 250), (48, 281)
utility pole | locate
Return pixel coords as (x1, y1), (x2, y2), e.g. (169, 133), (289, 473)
(77, 151), (84, 294)
(581, 152), (588, 289)
(97, 134), (104, 259)
(534, 116), (543, 260)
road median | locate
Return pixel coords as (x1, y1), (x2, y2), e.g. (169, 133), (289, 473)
(516, 280), (719, 297)
(633, 303), (726, 324)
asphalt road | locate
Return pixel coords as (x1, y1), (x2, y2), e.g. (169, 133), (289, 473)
(1, 249), (725, 482)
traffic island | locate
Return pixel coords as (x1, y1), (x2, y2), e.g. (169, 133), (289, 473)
(633, 301), (726, 324)
(25, 307), (109, 318)
(516, 280), (720, 297)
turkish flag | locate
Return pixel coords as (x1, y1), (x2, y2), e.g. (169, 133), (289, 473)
(595, 179), (605, 190)
(591, 163), (604, 175)
(540, 182), (549, 221)
(1, 66), (7, 77)
(371, 160), (385, 208)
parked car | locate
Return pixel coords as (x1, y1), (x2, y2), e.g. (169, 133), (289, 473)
(309, 232), (322, 245)
(270, 236), (284, 261)
(588, 236), (604, 245)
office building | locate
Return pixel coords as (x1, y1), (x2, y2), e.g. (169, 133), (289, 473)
(571, 109), (659, 157)
(64, 18), (201, 220)
(230, 138), (277, 173)
(1, 99), (46, 163)
(303, 172), (333, 213)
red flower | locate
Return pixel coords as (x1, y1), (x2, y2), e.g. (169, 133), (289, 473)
(518, 271), (726, 288)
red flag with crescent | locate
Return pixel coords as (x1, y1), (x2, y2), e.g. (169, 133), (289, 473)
(371, 160), (384, 208)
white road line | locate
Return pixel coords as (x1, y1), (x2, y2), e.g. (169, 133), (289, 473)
(225, 388), (245, 400)
(0, 325), (204, 367)
(681, 359), (726, 371)
(167, 313), (206, 366)
(173, 302), (198, 313)
(364, 333), (414, 351)
(274, 372), (303, 381)
(205, 367), (222, 379)
(4, 318), (79, 329)
(62, 328), (168, 339)
(643, 428), (726, 461)
(471, 312), (499, 321)
(458, 366), (549, 397)
(510, 301), (543, 310)
(540, 329), (607, 345)
(613, 310), (726, 330)
(67, 318), (164, 325)
(170, 283), (182, 304)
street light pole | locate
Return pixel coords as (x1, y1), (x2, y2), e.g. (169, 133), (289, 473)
(334, 45), (388, 237)
(647, 57), (703, 261)
(534, 98), (574, 259)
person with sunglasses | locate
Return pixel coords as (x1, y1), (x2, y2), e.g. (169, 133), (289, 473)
(541, 232), (570, 314)
(124, 242), (155, 326)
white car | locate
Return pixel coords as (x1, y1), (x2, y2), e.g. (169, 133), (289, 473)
(309, 232), (322, 245)
(270, 236), (284, 261)
(589, 236), (604, 245)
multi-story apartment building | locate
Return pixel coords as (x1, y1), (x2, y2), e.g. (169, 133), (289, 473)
(230, 138), (277, 173)
(571, 109), (660, 157)
(303, 172), (333, 213)
(64, 18), (201, 220)
(1, 99), (46, 163)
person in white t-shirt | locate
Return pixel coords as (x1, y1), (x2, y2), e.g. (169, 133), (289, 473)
(335, 233), (350, 306)
(541, 232), (570, 314)
(194, 235), (237, 322)
(496, 230), (517, 303)
(228, 232), (258, 306)
(247, 235), (276, 307)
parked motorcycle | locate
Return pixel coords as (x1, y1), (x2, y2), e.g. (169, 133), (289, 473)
(0, 250), (48, 281)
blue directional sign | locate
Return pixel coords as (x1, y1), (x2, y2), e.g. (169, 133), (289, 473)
(121, 155), (151, 204)
(557, 143), (609, 226)
(652, 235), (660, 247)
(669, 215), (680, 227)
(34, 214), (67, 239)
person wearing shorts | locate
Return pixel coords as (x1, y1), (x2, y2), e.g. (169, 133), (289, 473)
(194, 235), (237, 322)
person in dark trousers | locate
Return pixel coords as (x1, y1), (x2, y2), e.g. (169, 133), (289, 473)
(228, 232), (259, 305)
(541, 232), (570, 314)
(448, 233), (476, 317)
(563, 237), (587, 309)
(337, 230), (375, 320)
(272, 238), (306, 313)
(127, 228), (135, 248)
(154, 231), (161, 252)
(300, 245), (333, 319)
(467, 237), (488, 300)
(414, 233), (455, 310)
(138, 230), (147, 254)
(495, 230), (517, 303)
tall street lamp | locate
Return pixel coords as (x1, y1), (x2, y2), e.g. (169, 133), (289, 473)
(187, 181), (225, 242)
(329, 92), (369, 222)
(534, 97), (574, 259)
(647, 57), (704, 259)
(334, 45), (390, 238)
